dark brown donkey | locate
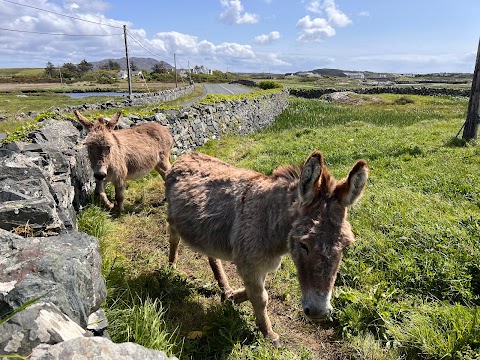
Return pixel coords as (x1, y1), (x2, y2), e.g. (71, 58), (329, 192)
(74, 110), (173, 212)
(165, 151), (368, 346)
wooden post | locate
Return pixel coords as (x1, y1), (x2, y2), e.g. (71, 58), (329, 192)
(123, 25), (132, 98)
(462, 38), (480, 140)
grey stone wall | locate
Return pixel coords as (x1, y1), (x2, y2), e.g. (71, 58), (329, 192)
(141, 89), (289, 155)
(290, 86), (470, 99)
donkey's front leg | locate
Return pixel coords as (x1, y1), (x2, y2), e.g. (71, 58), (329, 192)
(95, 180), (114, 209)
(242, 272), (280, 347)
(114, 181), (125, 213)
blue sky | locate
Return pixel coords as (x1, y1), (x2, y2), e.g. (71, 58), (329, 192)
(0, 0), (479, 74)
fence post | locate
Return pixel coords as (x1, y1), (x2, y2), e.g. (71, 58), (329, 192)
(462, 38), (480, 141)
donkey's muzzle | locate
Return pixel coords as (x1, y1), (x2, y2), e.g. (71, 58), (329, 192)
(301, 291), (333, 322)
(94, 172), (107, 181)
(303, 305), (333, 322)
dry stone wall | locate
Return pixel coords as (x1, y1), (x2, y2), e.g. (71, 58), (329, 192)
(290, 86), (470, 99)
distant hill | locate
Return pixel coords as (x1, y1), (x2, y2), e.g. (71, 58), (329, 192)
(91, 57), (174, 72)
(308, 68), (391, 77)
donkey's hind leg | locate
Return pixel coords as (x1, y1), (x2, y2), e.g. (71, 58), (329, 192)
(208, 257), (249, 303)
(168, 222), (181, 267)
(208, 257), (234, 298)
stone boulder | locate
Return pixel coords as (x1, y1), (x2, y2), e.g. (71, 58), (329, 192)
(0, 302), (88, 356)
(0, 151), (62, 235)
(30, 337), (177, 360)
(0, 229), (106, 328)
(0, 120), (94, 235)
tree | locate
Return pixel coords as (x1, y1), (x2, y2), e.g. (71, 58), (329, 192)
(44, 62), (55, 77)
(77, 59), (93, 74)
(61, 62), (78, 78)
(151, 63), (166, 74)
(130, 61), (138, 72)
(100, 60), (121, 71)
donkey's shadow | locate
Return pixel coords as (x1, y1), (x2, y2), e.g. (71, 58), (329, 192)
(152, 266), (259, 359)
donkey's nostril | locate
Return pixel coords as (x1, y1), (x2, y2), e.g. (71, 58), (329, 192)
(304, 307), (310, 316)
(94, 173), (106, 181)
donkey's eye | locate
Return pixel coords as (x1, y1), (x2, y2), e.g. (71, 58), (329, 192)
(300, 243), (309, 254)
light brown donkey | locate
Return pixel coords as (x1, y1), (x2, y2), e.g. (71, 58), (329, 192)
(74, 110), (173, 212)
(165, 151), (368, 346)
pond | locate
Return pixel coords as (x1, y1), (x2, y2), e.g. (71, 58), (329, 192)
(65, 92), (130, 98)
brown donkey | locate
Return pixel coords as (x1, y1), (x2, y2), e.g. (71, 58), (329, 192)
(74, 110), (173, 212)
(165, 151), (368, 346)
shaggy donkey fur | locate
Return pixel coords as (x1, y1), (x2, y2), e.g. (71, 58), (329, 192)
(165, 151), (368, 346)
(74, 110), (173, 212)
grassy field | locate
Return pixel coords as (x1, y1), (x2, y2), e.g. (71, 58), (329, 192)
(0, 83), (201, 136)
(76, 92), (480, 359)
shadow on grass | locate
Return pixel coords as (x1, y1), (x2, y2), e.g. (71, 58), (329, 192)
(105, 264), (258, 359)
(444, 136), (469, 148)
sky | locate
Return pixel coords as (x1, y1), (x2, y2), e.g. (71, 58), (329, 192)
(0, 0), (479, 74)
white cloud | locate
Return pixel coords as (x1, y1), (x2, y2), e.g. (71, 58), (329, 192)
(325, 0), (351, 27)
(254, 31), (281, 44)
(219, 0), (259, 25)
(298, 0), (351, 42)
(306, 1), (322, 14)
(296, 15), (335, 41)
(359, 11), (370, 17)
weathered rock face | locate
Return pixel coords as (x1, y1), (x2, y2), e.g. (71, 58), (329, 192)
(0, 120), (94, 236)
(0, 229), (106, 329)
(30, 337), (178, 360)
(0, 302), (88, 356)
(0, 152), (62, 235)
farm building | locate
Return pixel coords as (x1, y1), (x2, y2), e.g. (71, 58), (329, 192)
(343, 72), (365, 79)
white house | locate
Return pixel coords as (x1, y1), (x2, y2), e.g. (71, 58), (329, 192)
(193, 65), (213, 75)
(116, 70), (144, 79)
(116, 70), (128, 79)
(344, 72), (365, 79)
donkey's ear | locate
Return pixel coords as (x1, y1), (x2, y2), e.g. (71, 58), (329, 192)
(73, 110), (93, 131)
(299, 152), (323, 206)
(106, 111), (122, 129)
(335, 160), (368, 207)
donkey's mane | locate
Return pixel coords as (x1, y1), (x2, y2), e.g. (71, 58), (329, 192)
(271, 162), (336, 194)
(271, 164), (302, 181)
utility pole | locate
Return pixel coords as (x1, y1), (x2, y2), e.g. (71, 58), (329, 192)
(188, 60), (192, 85)
(174, 53), (178, 88)
(123, 25), (132, 97)
(463, 37), (480, 140)
(58, 66), (64, 86)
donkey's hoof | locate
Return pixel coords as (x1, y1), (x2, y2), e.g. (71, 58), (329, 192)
(271, 338), (282, 348)
(221, 290), (234, 302)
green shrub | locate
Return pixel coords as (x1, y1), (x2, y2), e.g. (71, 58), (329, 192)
(258, 80), (283, 90)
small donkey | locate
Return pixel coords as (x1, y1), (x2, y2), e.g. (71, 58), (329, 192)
(74, 110), (173, 212)
(165, 151), (368, 346)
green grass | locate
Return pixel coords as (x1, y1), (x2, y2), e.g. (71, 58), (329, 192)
(0, 68), (44, 77)
(77, 94), (479, 359)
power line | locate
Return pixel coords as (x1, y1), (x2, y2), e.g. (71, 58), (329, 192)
(0, 27), (122, 36)
(0, 0), (123, 29)
(126, 30), (173, 64)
